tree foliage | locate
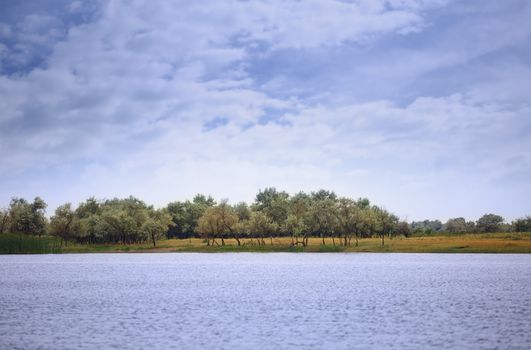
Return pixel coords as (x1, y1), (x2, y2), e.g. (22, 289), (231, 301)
(476, 214), (504, 233)
(1, 190), (525, 247)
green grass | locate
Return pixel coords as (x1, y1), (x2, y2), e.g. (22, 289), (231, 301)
(0, 234), (61, 254)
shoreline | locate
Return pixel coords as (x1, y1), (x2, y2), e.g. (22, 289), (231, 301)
(3, 234), (530, 254)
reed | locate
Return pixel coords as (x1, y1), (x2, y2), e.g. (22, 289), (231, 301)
(0, 234), (62, 254)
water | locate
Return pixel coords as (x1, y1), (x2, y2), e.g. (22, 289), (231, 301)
(0, 253), (530, 349)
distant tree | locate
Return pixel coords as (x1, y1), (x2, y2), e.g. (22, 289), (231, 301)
(75, 197), (102, 219)
(395, 221), (411, 237)
(30, 197), (47, 237)
(476, 214), (504, 233)
(285, 192), (312, 246)
(142, 209), (173, 247)
(8, 197), (47, 236)
(359, 207), (377, 239)
(97, 197), (149, 244)
(356, 198), (370, 209)
(196, 207), (219, 246)
(513, 216), (531, 232)
(191, 195), (217, 236)
(307, 198), (338, 245)
(310, 189), (337, 202)
(411, 220), (443, 235)
(284, 214), (308, 246)
(217, 200), (239, 245)
(75, 197), (103, 243)
(234, 202), (251, 222)
(196, 200), (238, 246)
(49, 203), (76, 246)
(335, 198), (362, 246)
(0, 208), (9, 234)
(253, 187), (289, 232)
(375, 207), (398, 246)
(167, 194), (216, 239)
(465, 220), (476, 233)
(249, 211), (278, 245)
(443, 217), (467, 233)
(166, 201), (187, 238)
(77, 214), (102, 244)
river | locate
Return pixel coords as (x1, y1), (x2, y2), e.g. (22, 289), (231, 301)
(1, 253), (530, 349)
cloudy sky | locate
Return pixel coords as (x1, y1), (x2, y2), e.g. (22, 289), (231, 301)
(1, 0), (530, 221)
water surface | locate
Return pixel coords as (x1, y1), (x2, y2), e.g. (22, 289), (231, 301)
(1, 253), (530, 349)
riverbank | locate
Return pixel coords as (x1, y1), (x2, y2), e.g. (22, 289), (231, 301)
(2, 233), (530, 254)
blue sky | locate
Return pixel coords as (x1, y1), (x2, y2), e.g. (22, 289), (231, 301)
(0, 0), (530, 221)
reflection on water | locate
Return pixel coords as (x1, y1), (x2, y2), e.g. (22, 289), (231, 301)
(1, 253), (530, 349)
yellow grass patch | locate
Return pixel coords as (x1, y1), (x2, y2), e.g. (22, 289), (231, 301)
(60, 233), (531, 254)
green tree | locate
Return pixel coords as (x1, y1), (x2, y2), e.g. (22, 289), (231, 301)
(234, 202), (251, 222)
(247, 211), (278, 245)
(359, 207), (377, 239)
(97, 197), (149, 244)
(356, 198), (370, 209)
(196, 207), (219, 246)
(311, 189), (337, 202)
(284, 214), (308, 246)
(142, 209), (173, 247)
(254, 187), (289, 232)
(411, 220), (443, 235)
(308, 198), (338, 245)
(0, 208), (9, 234)
(196, 200), (238, 246)
(75, 197), (103, 243)
(167, 194), (216, 239)
(8, 197), (47, 236)
(395, 221), (411, 237)
(30, 197), (47, 237)
(49, 203), (76, 246)
(335, 198), (362, 246)
(375, 207), (398, 246)
(443, 217), (467, 233)
(285, 192), (311, 246)
(476, 214), (504, 233)
(513, 216), (531, 232)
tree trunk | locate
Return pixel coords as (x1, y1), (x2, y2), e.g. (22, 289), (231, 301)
(270, 237), (273, 245)
(152, 234), (156, 247)
(381, 234), (385, 246)
(322, 236), (325, 245)
(221, 237), (225, 246)
(235, 237), (241, 246)
(332, 237), (336, 246)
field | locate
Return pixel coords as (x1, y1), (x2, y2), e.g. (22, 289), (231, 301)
(2, 233), (530, 254)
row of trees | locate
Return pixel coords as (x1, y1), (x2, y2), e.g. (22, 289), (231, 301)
(411, 213), (529, 235)
(1, 188), (530, 247)
(192, 189), (406, 247)
(0, 197), (171, 246)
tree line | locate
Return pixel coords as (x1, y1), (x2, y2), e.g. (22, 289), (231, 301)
(1, 188), (530, 247)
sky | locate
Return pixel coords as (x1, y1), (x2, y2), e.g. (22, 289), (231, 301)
(0, 0), (530, 222)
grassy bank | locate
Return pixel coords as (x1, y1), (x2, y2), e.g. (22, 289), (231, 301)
(62, 233), (531, 254)
(1, 233), (530, 254)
